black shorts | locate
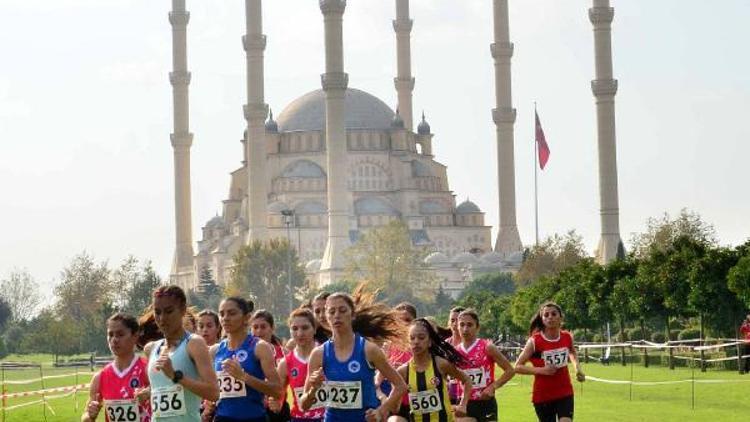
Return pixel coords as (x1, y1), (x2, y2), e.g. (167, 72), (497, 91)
(467, 398), (498, 422)
(267, 401), (291, 422)
(533, 395), (574, 422)
(214, 416), (269, 422)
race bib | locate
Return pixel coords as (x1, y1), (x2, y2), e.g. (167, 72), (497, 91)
(293, 387), (325, 410)
(542, 347), (569, 368)
(104, 399), (139, 422)
(217, 371), (247, 399)
(150, 385), (186, 418)
(317, 381), (362, 409)
(408, 389), (442, 415)
(464, 368), (488, 388)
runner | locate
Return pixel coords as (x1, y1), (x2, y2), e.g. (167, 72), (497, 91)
(299, 289), (408, 422)
(397, 318), (473, 422)
(82, 313), (151, 422)
(311, 292), (332, 344)
(446, 306), (465, 405)
(514, 302), (585, 422)
(197, 309), (222, 346)
(455, 309), (514, 422)
(378, 302), (416, 422)
(272, 308), (325, 422)
(210, 297), (282, 422)
(251, 309), (291, 421)
(144, 285), (219, 422)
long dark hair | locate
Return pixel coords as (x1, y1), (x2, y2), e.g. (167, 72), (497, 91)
(197, 309), (223, 339)
(529, 301), (563, 335)
(251, 309), (283, 347)
(412, 318), (466, 365)
(327, 285), (407, 345)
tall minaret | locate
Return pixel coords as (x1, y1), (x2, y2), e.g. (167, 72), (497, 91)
(491, 0), (522, 255)
(589, 0), (623, 263)
(243, 0), (269, 241)
(169, 0), (195, 284)
(393, 0), (415, 131)
(318, 0), (349, 285)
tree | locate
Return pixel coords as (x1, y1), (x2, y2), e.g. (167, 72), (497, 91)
(22, 309), (79, 359)
(605, 257), (638, 339)
(688, 246), (744, 337)
(510, 276), (559, 330)
(516, 231), (588, 286)
(189, 265), (222, 311)
(0, 269), (41, 322)
(459, 272), (515, 299)
(0, 297), (11, 332)
(629, 208), (717, 259)
(123, 260), (163, 316)
(228, 238), (306, 318)
(344, 221), (436, 301)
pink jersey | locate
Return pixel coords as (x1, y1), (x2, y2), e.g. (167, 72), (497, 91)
(456, 338), (495, 401)
(286, 350), (324, 420)
(98, 357), (151, 422)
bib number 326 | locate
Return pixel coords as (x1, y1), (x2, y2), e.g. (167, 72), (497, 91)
(151, 385), (186, 418)
(104, 399), (139, 422)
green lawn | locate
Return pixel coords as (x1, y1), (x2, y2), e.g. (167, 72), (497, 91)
(2, 356), (748, 421)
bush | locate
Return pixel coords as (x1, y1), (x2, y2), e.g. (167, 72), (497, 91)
(669, 330), (681, 341)
(651, 332), (666, 343)
(592, 333), (604, 343)
(0, 337), (6, 359)
(626, 327), (651, 341)
(678, 328), (701, 340)
(615, 331), (627, 342)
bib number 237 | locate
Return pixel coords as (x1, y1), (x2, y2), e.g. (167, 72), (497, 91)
(318, 381), (362, 409)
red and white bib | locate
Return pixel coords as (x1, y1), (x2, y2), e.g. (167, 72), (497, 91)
(456, 338), (495, 401)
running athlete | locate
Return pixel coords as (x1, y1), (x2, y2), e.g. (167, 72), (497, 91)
(396, 318), (473, 422)
(514, 302), (585, 422)
(300, 290), (409, 422)
(251, 309), (290, 422)
(82, 313), (151, 422)
(455, 309), (514, 422)
(273, 308), (325, 422)
(378, 302), (416, 422)
(210, 297), (282, 422)
(144, 285), (219, 422)
(445, 307), (465, 405)
(288, 292), (332, 350)
(197, 310), (222, 346)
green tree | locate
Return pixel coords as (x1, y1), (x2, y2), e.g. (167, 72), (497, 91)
(516, 231), (588, 286)
(228, 238), (306, 318)
(189, 265), (222, 311)
(123, 260), (163, 316)
(688, 246), (743, 337)
(0, 297), (11, 332)
(605, 257), (638, 339)
(0, 269), (41, 322)
(22, 309), (79, 360)
(629, 208), (716, 259)
(344, 221), (436, 301)
(460, 272), (515, 299)
(728, 252), (750, 308)
(552, 260), (603, 339)
(510, 276), (559, 330)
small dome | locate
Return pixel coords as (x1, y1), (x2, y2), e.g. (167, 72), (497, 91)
(417, 112), (431, 135)
(451, 252), (478, 265)
(305, 259), (322, 272)
(456, 200), (482, 214)
(281, 160), (326, 178)
(294, 201), (327, 215)
(354, 197), (399, 216)
(276, 88), (395, 132)
(206, 215), (225, 229)
(424, 251), (448, 265)
(268, 201), (289, 214)
(265, 108), (278, 133)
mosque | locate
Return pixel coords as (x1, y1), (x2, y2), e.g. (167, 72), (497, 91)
(167, 0), (623, 297)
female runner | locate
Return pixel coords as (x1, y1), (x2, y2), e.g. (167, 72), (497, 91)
(513, 302), (585, 422)
(209, 296), (282, 422)
(455, 309), (515, 422)
(271, 308), (325, 422)
(144, 285), (219, 422)
(251, 309), (290, 421)
(82, 313), (151, 422)
(300, 290), (408, 422)
(396, 318), (473, 422)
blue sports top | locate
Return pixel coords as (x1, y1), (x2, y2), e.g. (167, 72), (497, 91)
(147, 333), (201, 421)
(213, 334), (266, 419)
(322, 334), (379, 421)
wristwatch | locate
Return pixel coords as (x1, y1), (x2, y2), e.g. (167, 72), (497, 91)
(172, 370), (184, 384)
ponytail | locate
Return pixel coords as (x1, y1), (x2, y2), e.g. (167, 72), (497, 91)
(413, 318), (466, 366)
(328, 284), (407, 345)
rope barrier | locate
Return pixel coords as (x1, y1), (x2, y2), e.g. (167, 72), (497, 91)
(2, 372), (93, 385)
(1, 384), (90, 399)
(586, 375), (750, 386)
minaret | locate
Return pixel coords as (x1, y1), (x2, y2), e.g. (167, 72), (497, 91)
(243, 0), (269, 241)
(393, 0), (415, 131)
(318, 0), (349, 285)
(169, 0), (195, 285)
(491, 0), (523, 255)
(589, 0), (624, 263)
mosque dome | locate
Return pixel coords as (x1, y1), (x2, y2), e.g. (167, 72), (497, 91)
(456, 200), (482, 214)
(417, 112), (431, 135)
(206, 215), (225, 228)
(276, 88), (395, 132)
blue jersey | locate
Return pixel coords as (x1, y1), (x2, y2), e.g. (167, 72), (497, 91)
(322, 334), (379, 421)
(213, 334), (266, 419)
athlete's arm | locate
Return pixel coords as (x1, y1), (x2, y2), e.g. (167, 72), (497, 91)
(209, 343), (219, 360)
(487, 343), (515, 389)
(250, 339), (284, 397)
(300, 346), (325, 411)
(567, 333), (585, 382)
(437, 357), (471, 414)
(514, 338), (555, 376)
(267, 357), (288, 412)
(181, 335), (220, 401)
(81, 371), (102, 422)
(365, 340), (407, 417)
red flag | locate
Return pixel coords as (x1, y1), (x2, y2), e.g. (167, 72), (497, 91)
(535, 110), (550, 170)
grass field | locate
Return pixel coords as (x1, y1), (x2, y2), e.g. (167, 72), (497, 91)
(2, 355), (749, 421)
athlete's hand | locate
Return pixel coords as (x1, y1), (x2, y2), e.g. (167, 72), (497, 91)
(576, 371), (586, 382)
(155, 345), (175, 379)
(309, 368), (325, 389)
(267, 396), (283, 412)
(479, 383), (496, 400)
(453, 403), (467, 418)
(86, 393), (102, 419)
(537, 364), (557, 376)
(221, 357), (246, 381)
(365, 405), (387, 422)
(133, 386), (150, 403)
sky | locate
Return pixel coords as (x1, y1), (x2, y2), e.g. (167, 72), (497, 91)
(0, 0), (748, 294)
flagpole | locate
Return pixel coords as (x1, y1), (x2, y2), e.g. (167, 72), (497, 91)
(534, 102), (539, 246)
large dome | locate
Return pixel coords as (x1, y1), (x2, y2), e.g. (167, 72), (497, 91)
(276, 88), (395, 132)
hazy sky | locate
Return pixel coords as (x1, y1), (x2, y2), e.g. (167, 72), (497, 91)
(1, 0), (748, 293)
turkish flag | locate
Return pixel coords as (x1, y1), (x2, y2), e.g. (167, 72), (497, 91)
(535, 110), (550, 170)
